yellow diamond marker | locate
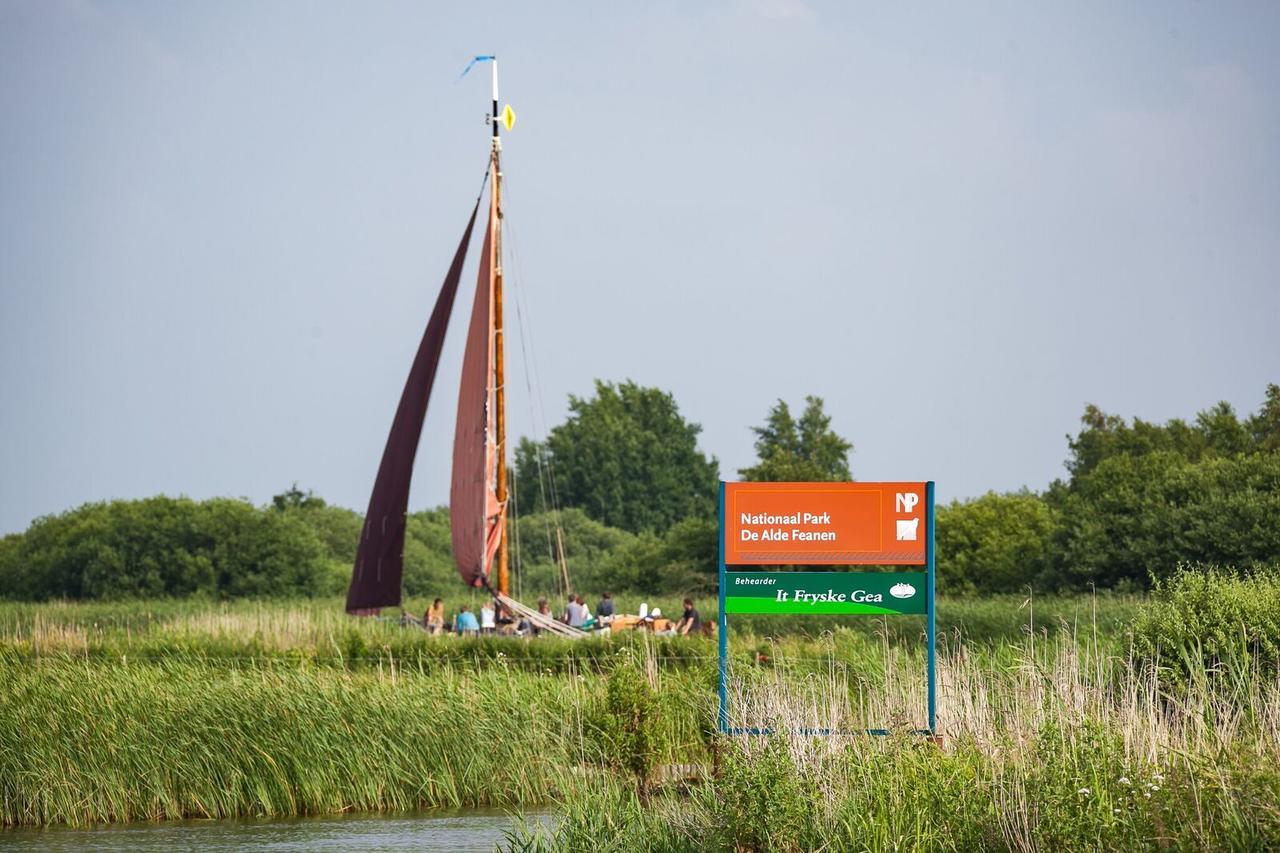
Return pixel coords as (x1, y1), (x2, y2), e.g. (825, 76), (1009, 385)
(502, 104), (516, 131)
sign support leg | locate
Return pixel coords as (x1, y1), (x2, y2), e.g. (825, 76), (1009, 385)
(925, 480), (937, 735)
(717, 481), (728, 734)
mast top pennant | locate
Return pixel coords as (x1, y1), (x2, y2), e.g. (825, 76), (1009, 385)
(458, 55), (516, 133)
(457, 55), (495, 80)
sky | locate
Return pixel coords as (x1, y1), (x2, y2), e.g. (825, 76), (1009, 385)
(2, 0), (1278, 534)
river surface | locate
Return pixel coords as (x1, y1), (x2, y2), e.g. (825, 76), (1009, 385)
(0, 809), (550, 851)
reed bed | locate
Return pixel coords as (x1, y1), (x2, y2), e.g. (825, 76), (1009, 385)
(0, 653), (705, 827)
(5, 594), (1277, 850)
(520, 628), (1280, 851)
(0, 593), (1139, 651)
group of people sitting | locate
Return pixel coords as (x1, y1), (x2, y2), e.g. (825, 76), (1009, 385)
(414, 593), (706, 638)
(554, 592), (706, 636)
(419, 597), (520, 636)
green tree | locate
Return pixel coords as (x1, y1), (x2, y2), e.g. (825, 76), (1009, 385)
(271, 483), (326, 512)
(1247, 383), (1280, 453)
(0, 534), (21, 598)
(596, 515), (719, 596)
(935, 491), (1056, 593)
(513, 380), (718, 534)
(401, 507), (458, 598)
(739, 396), (853, 482)
(1043, 385), (1280, 588)
(1054, 451), (1280, 588)
(509, 507), (637, 595)
(0, 496), (331, 601)
(270, 486), (368, 595)
(1063, 405), (1204, 482)
(1062, 385), (1278, 485)
(1194, 402), (1253, 457)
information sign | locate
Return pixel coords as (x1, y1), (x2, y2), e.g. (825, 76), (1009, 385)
(717, 481), (937, 736)
(725, 481), (927, 565)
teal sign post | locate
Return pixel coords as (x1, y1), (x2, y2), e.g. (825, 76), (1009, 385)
(717, 480), (937, 736)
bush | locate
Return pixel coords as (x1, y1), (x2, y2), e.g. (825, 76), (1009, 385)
(935, 491), (1056, 593)
(510, 508), (637, 595)
(1054, 452), (1280, 589)
(595, 517), (718, 597)
(708, 739), (818, 851)
(584, 653), (663, 793)
(1130, 563), (1280, 682)
(0, 497), (331, 600)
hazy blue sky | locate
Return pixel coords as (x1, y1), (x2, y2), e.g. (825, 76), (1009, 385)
(2, 1), (1278, 534)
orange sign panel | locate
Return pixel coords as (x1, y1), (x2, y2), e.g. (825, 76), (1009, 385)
(724, 482), (927, 566)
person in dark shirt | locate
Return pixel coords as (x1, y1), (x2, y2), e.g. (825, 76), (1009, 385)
(596, 592), (615, 621)
(676, 598), (702, 636)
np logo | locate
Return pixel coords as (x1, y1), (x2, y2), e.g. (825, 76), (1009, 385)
(895, 491), (921, 541)
(890, 582), (917, 599)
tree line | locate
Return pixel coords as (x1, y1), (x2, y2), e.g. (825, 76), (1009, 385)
(1, 382), (1277, 600)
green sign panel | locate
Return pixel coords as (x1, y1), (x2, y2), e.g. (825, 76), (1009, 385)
(724, 571), (928, 615)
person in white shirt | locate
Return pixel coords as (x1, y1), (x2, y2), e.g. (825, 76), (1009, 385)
(480, 602), (496, 634)
(568, 594), (591, 627)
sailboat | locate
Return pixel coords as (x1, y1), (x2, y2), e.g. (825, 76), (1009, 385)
(344, 57), (580, 638)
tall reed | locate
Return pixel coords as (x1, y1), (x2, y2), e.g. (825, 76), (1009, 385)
(0, 651), (708, 827)
(519, 622), (1280, 851)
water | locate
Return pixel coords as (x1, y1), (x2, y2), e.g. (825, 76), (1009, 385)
(0, 809), (550, 851)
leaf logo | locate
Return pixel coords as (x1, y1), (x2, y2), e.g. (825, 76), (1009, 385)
(889, 583), (916, 599)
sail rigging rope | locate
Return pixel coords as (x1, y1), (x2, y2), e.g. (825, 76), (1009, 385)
(499, 190), (553, 583)
(501, 180), (573, 595)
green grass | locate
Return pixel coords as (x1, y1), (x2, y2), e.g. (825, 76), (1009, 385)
(0, 594), (1139, 690)
(2, 592), (1277, 850)
(0, 654), (706, 827)
(0, 592), (1139, 661)
(517, 626), (1280, 851)
(513, 731), (1280, 851)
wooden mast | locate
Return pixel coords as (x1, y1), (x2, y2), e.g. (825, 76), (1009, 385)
(490, 60), (509, 597)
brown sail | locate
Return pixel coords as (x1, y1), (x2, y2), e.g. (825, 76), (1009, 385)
(450, 201), (504, 588)
(345, 200), (480, 613)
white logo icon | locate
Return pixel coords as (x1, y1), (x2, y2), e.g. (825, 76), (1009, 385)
(896, 518), (919, 541)
(895, 492), (919, 513)
(890, 583), (916, 599)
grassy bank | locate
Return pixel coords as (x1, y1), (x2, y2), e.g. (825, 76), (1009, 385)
(0, 593), (1139, 664)
(0, 653), (705, 827)
(3, 591), (1278, 849)
(518, 632), (1280, 851)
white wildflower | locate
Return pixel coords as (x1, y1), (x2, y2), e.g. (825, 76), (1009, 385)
(1150, 785), (1160, 792)
(1144, 792), (1151, 799)
(1078, 788), (1091, 797)
(1113, 808), (1121, 814)
(1117, 776), (1131, 786)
